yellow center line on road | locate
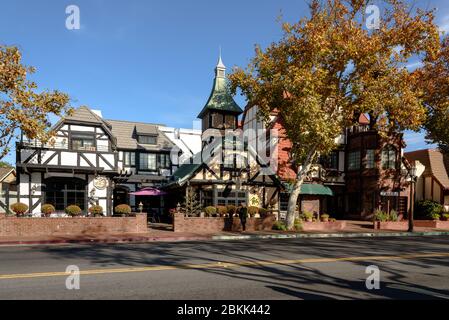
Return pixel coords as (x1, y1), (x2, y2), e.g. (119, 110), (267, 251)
(1, 252), (448, 281)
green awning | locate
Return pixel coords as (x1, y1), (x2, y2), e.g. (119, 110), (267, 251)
(300, 184), (334, 196)
(172, 163), (202, 184)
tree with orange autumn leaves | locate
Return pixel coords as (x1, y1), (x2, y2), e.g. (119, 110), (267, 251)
(229, 0), (440, 229)
(0, 45), (72, 160)
(415, 36), (449, 154)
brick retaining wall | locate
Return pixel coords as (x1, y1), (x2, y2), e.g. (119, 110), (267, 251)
(0, 213), (147, 237)
(373, 220), (449, 230)
(301, 221), (347, 231)
(173, 214), (276, 233)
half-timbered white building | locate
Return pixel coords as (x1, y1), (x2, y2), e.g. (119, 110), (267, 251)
(16, 106), (201, 215)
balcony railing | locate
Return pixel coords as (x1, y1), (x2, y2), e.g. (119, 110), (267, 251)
(21, 141), (110, 152)
(347, 125), (372, 135)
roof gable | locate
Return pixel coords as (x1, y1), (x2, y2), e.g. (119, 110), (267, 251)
(405, 149), (449, 189)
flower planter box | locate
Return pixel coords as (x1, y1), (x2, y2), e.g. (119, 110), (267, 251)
(0, 213), (147, 237)
(301, 221), (347, 231)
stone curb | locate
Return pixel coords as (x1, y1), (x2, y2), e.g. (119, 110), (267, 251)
(0, 231), (448, 247)
(212, 231), (449, 241)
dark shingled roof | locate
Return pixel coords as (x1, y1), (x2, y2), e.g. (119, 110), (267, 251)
(64, 106), (111, 126)
(107, 120), (174, 151)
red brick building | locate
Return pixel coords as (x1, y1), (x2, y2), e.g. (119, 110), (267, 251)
(241, 105), (410, 220)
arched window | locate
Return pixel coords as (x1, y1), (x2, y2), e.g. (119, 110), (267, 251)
(381, 145), (397, 169)
(44, 177), (86, 211)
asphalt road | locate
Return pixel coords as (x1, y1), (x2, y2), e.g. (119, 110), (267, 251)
(0, 236), (448, 300)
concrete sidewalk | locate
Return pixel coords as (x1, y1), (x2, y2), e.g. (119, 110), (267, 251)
(1, 221), (449, 246)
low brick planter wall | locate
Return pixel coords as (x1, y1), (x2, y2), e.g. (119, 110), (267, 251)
(415, 220), (449, 229)
(0, 213), (147, 237)
(301, 221), (347, 231)
(173, 214), (276, 233)
(373, 221), (409, 231)
(373, 220), (449, 230)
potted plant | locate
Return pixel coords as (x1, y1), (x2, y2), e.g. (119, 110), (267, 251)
(65, 205), (82, 217)
(89, 205), (104, 217)
(428, 212), (441, 221)
(204, 206), (216, 217)
(41, 204), (55, 217)
(441, 213), (449, 221)
(10, 202), (29, 217)
(374, 209), (388, 222)
(115, 204), (132, 217)
(321, 214), (330, 222)
(248, 206), (259, 218)
(389, 210), (399, 222)
(303, 211), (313, 222)
(216, 206), (228, 217)
(226, 205), (237, 217)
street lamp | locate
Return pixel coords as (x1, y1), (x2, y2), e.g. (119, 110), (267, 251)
(408, 164), (418, 233)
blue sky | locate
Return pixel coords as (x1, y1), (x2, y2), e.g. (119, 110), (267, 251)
(1, 0), (448, 164)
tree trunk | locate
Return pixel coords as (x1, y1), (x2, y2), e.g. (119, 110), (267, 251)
(285, 149), (316, 230)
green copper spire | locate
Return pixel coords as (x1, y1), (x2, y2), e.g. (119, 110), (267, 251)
(197, 54), (243, 119)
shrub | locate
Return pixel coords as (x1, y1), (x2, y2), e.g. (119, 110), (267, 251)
(389, 210), (399, 222)
(10, 203), (28, 216)
(321, 214), (330, 222)
(442, 213), (449, 221)
(416, 200), (443, 219)
(302, 211), (314, 221)
(294, 218), (302, 231)
(41, 204), (55, 216)
(259, 208), (268, 218)
(226, 205), (237, 216)
(115, 204), (132, 216)
(428, 212), (441, 221)
(374, 209), (389, 222)
(65, 205), (82, 217)
(204, 206), (217, 217)
(89, 205), (104, 216)
(248, 206), (259, 217)
(216, 206), (228, 217)
(272, 221), (288, 231)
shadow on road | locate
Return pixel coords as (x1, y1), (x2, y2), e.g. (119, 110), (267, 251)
(33, 236), (449, 300)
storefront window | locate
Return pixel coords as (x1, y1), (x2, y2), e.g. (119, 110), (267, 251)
(44, 178), (86, 211)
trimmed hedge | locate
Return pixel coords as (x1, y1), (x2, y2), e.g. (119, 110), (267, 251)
(204, 206), (217, 217)
(10, 203), (28, 216)
(89, 205), (104, 216)
(115, 204), (132, 215)
(65, 205), (82, 217)
(41, 204), (56, 216)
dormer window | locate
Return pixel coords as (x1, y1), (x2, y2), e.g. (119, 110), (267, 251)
(72, 133), (95, 151)
(138, 135), (157, 145)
